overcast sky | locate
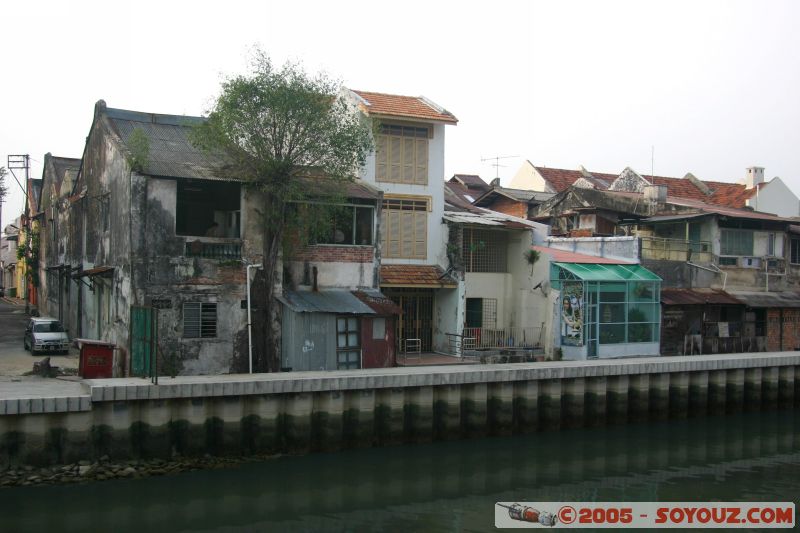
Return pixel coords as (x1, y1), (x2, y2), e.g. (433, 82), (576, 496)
(2, 0), (799, 230)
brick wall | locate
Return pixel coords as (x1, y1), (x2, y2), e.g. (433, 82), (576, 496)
(486, 197), (528, 219)
(766, 308), (800, 351)
(291, 245), (374, 263)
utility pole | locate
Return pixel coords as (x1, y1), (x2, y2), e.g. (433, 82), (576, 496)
(7, 155), (31, 310)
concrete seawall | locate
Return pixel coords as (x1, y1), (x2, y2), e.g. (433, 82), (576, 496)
(1, 353), (800, 467)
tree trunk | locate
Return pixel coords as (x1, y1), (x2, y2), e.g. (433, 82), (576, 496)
(259, 199), (285, 373)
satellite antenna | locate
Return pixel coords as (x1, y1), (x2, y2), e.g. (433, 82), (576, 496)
(481, 155), (518, 181)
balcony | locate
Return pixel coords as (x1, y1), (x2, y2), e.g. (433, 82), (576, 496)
(184, 239), (242, 260)
(640, 236), (712, 263)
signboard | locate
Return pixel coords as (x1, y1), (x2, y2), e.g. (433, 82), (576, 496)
(560, 282), (584, 346)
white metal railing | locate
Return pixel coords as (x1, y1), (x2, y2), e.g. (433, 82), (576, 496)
(446, 333), (477, 357)
(403, 338), (421, 356)
(461, 327), (543, 350)
(640, 236), (712, 263)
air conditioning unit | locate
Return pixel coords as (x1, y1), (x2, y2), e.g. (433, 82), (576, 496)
(742, 257), (761, 269)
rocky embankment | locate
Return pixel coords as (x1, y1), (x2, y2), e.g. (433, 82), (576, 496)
(0, 455), (276, 488)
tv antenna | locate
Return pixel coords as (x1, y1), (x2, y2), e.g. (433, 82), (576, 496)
(481, 155), (517, 181)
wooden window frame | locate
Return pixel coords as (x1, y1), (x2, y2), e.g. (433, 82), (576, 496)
(380, 196), (429, 259)
(375, 122), (431, 185)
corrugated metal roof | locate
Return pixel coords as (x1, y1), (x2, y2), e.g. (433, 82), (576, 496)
(278, 290), (376, 314)
(353, 289), (402, 315)
(642, 213), (708, 223)
(661, 288), (742, 306)
(727, 291), (800, 308)
(443, 211), (535, 229)
(554, 262), (661, 281)
(105, 107), (227, 181)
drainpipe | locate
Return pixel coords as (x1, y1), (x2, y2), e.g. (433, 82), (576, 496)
(246, 263), (263, 374)
(687, 262), (727, 291)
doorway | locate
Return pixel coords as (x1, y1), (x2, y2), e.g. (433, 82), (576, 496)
(383, 288), (434, 352)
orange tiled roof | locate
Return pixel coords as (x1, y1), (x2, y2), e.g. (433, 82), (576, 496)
(380, 265), (457, 288)
(535, 167), (617, 192)
(535, 166), (759, 209)
(353, 90), (458, 124)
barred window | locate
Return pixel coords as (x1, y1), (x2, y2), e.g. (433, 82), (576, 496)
(183, 302), (217, 338)
(381, 198), (428, 259)
(792, 238), (800, 265)
(375, 124), (430, 185)
(720, 229), (753, 256)
(462, 228), (508, 273)
(336, 316), (361, 370)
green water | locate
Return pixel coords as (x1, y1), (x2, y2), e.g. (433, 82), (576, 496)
(2, 411), (800, 532)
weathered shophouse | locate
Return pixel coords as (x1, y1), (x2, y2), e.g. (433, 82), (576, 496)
(531, 167), (800, 356)
(444, 180), (549, 354)
(346, 90), (463, 354)
(59, 100), (392, 376)
(36, 154), (81, 332)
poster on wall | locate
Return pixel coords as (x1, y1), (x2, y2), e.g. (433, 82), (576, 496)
(560, 281), (584, 346)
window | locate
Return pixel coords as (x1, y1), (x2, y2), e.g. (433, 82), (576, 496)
(381, 197), (428, 259)
(372, 317), (386, 340)
(466, 298), (497, 329)
(183, 302), (217, 338)
(792, 238), (800, 264)
(314, 205), (374, 245)
(767, 233), (776, 256)
(720, 229), (753, 256)
(719, 256), (738, 266)
(375, 124), (429, 185)
(336, 316), (361, 369)
(463, 228), (508, 273)
(176, 180), (241, 238)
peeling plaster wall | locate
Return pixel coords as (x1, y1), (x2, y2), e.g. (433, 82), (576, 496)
(139, 178), (256, 375)
(77, 117), (134, 367)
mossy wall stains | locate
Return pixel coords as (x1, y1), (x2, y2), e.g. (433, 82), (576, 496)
(3, 364), (800, 468)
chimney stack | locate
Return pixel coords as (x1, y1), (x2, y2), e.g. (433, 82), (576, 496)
(745, 166), (764, 189)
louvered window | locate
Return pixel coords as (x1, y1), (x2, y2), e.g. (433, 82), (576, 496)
(375, 124), (429, 185)
(381, 198), (428, 259)
(183, 302), (217, 338)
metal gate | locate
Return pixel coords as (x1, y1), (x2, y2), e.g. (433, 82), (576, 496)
(384, 289), (434, 352)
(130, 306), (157, 378)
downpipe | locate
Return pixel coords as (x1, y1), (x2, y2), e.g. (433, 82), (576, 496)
(246, 263), (263, 374)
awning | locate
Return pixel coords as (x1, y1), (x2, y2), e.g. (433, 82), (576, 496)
(353, 289), (402, 315)
(279, 290), (376, 315)
(72, 266), (114, 278)
(380, 265), (458, 288)
(661, 288), (741, 306)
(641, 213), (708, 223)
(727, 291), (800, 308)
(554, 262), (661, 282)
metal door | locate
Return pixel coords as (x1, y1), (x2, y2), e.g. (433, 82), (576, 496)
(385, 289), (434, 352)
(130, 306), (157, 377)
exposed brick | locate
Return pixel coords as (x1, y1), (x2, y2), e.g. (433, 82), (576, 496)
(291, 245), (374, 263)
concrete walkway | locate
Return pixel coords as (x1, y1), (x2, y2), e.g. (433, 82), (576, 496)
(2, 352), (800, 415)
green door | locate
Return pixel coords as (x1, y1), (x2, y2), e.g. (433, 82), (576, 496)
(130, 306), (157, 377)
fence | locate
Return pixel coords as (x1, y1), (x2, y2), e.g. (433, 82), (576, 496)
(640, 236), (712, 263)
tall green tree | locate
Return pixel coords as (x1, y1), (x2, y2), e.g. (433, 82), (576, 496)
(193, 51), (373, 372)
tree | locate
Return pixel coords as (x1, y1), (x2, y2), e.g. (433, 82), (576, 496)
(193, 51), (374, 372)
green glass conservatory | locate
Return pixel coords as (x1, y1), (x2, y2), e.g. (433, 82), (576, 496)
(551, 262), (662, 360)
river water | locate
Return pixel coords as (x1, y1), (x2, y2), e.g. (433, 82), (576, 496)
(2, 410), (799, 532)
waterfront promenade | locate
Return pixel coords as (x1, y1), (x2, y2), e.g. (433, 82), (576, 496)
(1, 352), (799, 469)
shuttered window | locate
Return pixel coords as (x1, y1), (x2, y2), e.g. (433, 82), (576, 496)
(381, 198), (428, 259)
(375, 124), (429, 185)
(183, 302), (217, 338)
